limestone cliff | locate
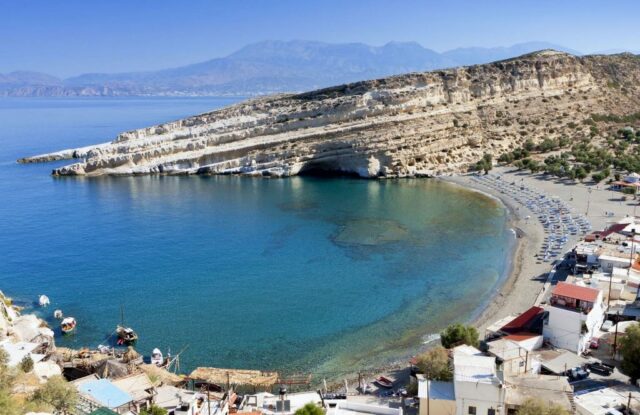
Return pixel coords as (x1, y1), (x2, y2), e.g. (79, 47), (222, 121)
(18, 50), (640, 178)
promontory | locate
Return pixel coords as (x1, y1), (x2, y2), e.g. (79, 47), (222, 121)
(18, 50), (640, 178)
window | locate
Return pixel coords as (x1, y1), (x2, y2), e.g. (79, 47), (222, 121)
(488, 409), (496, 415)
(468, 406), (476, 415)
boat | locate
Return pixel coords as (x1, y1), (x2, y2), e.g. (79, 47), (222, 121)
(116, 325), (138, 345)
(53, 309), (63, 319)
(374, 376), (394, 389)
(116, 305), (138, 345)
(60, 317), (76, 334)
(151, 348), (164, 366)
(38, 295), (50, 307)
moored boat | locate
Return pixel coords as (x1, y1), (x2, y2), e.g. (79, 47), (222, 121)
(116, 305), (138, 345)
(116, 325), (138, 345)
(60, 317), (76, 334)
(374, 375), (394, 389)
(151, 348), (164, 366)
(39, 295), (50, 307)
(53, 309), (63, 319)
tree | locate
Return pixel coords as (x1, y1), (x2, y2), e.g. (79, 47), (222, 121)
(440, 323), (479, 349)
(517, 398), (570, 415)
(620, 322), (640, 383)
(141, 405), (168, 415)
(30, 376), (77, 415)
(19, 355), (34, 373)
(574, 167), (588, 181)
(474, 153), (493, 174)
(415, 346), (453, 381)
(295, 403), (325, 415)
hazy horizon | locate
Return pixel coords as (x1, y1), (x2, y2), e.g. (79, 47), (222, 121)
(1, 0), (639, 77)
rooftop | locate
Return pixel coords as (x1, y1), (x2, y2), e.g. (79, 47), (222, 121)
(533, 349), (589, 375)
(190, 367), (278, 387)
(77, 378), (133, 409)
(504, 374), (572, 410)
(417, 378), (455, 401)
(453, 353), (500, 385)
(500, 306), (544, 334)
(552, 282), (600, 303)
(574, 384), (640, 415)
(0, 340), (44, 367)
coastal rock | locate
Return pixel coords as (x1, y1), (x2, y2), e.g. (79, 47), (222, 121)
(19, 51), (640, 178)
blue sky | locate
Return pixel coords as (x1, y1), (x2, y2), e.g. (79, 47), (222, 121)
(1, 0), (639, 77)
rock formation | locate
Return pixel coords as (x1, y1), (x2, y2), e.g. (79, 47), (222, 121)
(19, 50), (640, 178)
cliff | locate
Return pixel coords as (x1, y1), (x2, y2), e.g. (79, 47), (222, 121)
(19, 50), (640, 178)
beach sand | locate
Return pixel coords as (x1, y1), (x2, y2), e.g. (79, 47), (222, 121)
(446, 166), (638, 335)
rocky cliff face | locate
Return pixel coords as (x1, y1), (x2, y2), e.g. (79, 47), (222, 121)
(19, 51), (640, 178)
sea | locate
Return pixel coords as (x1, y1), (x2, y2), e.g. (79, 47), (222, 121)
(0, 97), (514, 378)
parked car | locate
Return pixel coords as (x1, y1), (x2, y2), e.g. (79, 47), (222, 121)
(568, 366), (590, 381)
(588, 362), (613, 376)
(602, 320), (614, 331)
(589, 338), (600, 349)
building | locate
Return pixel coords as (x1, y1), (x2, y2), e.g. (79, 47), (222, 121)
(326, 400), (403, 415)
(486, 333), (543, 376)
(503, 374), (573, 414)
(574, 384), (640, 415)
(452, 346), (504, 415)
(543, 282), (605, 354)
(73, 375), (134, 414)
(417, 375), (455, 415)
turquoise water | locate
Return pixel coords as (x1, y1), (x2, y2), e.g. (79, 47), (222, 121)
(0, 98), (514, 376)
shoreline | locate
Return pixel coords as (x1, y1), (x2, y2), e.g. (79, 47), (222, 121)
(441, 174), (549, 335)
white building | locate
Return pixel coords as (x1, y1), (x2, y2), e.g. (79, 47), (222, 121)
(453, 346), (504, 415)
(543, 282), (605, 354)
(417, 375), (456, 415)
(575, 384), (640, 415)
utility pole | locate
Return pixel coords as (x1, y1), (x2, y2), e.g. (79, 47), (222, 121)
(613, 311), (620, 359)
(426, 370), (430, 415)
(628, 393), (632, 414)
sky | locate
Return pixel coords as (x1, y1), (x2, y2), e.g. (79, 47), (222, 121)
(1, 0), (639, 77)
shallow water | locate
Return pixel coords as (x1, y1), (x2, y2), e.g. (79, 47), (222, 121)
(0, 97), (513, 376)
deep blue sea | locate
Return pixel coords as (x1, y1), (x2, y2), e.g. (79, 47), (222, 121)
(0, 97), (514, 376)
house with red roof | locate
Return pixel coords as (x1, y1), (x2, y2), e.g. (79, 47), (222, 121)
(543, 282), (605, 354)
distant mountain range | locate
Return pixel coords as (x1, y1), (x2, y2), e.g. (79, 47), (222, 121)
(0, 40), (633, 97)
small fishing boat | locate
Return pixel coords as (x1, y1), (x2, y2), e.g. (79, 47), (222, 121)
(151, 348), (164, 366)
(39, 295), (50, 307)
(116, 325), (138, 345)
(61, 317), (76, 334)
(116, 305), (138, 345)
(53, 309), (63, 319)
(374, 376), (394, 389)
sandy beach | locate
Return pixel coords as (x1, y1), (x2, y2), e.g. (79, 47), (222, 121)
(446, 166), (638, 336)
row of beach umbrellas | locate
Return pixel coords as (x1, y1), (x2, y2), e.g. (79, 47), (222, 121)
(471, 174), (592, 262)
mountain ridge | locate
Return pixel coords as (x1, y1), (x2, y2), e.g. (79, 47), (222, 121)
(0, 40), (609, 97)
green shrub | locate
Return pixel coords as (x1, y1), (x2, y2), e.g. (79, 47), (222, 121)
(440, 323), (479, 349)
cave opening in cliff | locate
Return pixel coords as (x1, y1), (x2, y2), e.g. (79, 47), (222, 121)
(297, 160), (362, 178)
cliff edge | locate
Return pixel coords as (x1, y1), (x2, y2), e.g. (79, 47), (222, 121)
(18, 51), (640, 178)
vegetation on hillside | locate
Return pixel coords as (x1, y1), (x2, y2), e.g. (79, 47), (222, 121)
(0, 348), (77, 415)
(493, 113), (640, 182)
